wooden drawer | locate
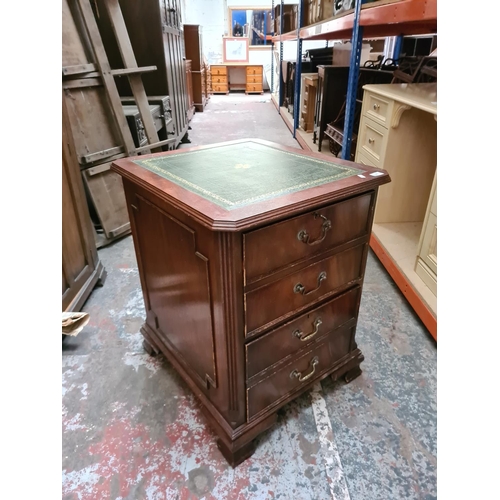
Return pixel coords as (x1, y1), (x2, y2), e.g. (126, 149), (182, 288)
(354, 150), (379, 168)
(245, 243), (365, 335)
(246, 286), (360, 378)
(213, 75), (227, 84)
(244, 192), (373, 282)
(247, 324), (354, 419)
(365, 92), (393, 128)
(246, 75), (263, 84)
(211, 66), (227, 76)
(246, 66), (262, 76)
(417, 211), (437, 275)
(358, 116), (388, 164)
(415, 259), (437, 296)
(212, 84), (228, 93)
(246, 84), (263, 93)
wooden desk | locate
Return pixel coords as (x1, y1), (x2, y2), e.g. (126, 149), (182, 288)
(111, 139), (390, 466)
(355, 83), (437, 339)
(211, 64), (263, 94)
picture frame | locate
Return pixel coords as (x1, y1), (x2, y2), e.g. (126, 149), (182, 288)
(222, 36), (249, 64)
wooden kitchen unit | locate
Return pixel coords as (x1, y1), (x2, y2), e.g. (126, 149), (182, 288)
(210, 64), (264, 95)
(111, 139), (390, 466)
(355, 83), (437, 339)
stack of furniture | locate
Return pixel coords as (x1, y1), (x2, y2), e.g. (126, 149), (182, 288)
(184, 25), (207, 112)
(94, 0), (190, 147)
(62, 0), (171, 248)
(274, 4), (296, 34)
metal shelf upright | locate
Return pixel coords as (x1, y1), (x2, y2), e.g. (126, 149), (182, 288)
(292, 0), (304, 137)
(278, 0), (284, 113)
(341, 0), (363, 160)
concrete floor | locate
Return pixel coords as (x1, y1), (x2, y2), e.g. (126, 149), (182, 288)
(62, 94), (437, 500)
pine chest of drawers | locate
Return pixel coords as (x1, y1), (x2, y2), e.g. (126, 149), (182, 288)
(111, 139), (390, 466)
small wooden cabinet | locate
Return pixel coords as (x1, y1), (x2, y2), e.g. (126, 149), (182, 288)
(245, 66), (263, 94)
(211, 65), (228, 94)
(300, 75), (318, 132)
(111, 139), (390, 466)
(184, 24), (207, 112)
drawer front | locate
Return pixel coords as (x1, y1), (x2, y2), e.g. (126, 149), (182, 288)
(359, 116), (388, 163)
(418, 211), (437, 275)
(211, 66), (227, 76)
(415, 259), (437, 296)
(365, 92), (393, 127)
(246, 66), (262, 75)
(354, 150), (379, 168)
(213, 75), (227, 84)
(212, 84), (228, 93)
(246, 84), (263, 93)
(244, 193), (373, 282)
(246, 286), (360, 379)
(245, 243), (365, 335)
(246, 75), (263, 84)
(247, 325), (354, 419)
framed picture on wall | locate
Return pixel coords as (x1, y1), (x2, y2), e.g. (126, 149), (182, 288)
(222, 36), (249, 63)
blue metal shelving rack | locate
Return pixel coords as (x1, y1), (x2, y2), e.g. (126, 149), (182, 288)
(341, 0), (364, 160)
(292, 0), (303, 137)
(278, 0), (284, 113)
(271, 0), (274, 95)
(272, 0), (436, 156)
(272, 0), (365, 154)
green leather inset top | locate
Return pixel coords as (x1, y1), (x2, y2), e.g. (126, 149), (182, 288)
(133, 142), (363, 210)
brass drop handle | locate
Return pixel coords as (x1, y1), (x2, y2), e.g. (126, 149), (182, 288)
(290, 356), (319, 382)
(368, 138), (375, 144)
(373, 103), (380, 110)
(297, 213), (332, 245)
(293, 318), (322, 342)
(294, 271), (327, 296)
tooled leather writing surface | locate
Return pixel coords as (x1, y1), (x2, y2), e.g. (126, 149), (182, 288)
(132, 142), (363, 210)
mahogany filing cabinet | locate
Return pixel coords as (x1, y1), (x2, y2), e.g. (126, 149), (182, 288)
(111, 139), (390, 466)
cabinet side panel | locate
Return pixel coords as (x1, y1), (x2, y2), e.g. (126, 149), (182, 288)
(132, 194), (217, 390)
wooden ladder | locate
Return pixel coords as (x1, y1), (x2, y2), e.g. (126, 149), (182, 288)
(68, 0), (175, 156)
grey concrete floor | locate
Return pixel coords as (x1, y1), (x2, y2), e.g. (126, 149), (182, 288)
(62, 94), (437, 499)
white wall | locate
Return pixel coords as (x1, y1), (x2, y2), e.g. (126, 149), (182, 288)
(183, 0), (227, 64)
